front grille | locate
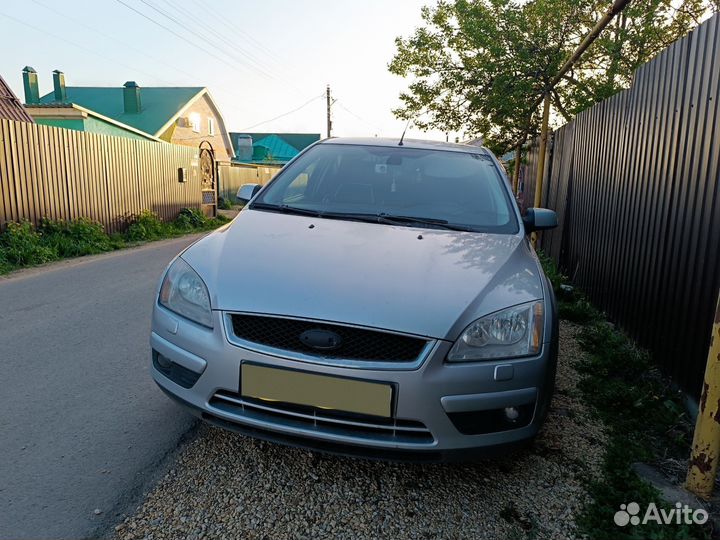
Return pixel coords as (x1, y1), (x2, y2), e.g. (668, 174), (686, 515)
(209, 390), (435, 445)
(229, 314), (428, 362)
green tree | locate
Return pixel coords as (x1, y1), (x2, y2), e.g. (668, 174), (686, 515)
(389, 0), (714, 154)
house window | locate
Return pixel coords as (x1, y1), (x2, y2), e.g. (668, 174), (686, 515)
(208, 118), (215, 136)
(189, 113), (201, 133)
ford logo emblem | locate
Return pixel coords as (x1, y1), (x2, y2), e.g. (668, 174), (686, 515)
(299, 329), (343, 351)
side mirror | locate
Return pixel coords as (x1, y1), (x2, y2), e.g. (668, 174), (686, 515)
(523, 208), (557, 233)
(236, 183), (261, 204)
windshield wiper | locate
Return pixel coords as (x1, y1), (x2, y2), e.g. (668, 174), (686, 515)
(376, 213), (473, 231)
(250, 204), (473, 231)
(317, 211), (473, 231)
(251, 204), (375, 224)
(250, 202), (324, 217)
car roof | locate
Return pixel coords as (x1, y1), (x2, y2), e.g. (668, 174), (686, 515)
(320, 137), (491, 155)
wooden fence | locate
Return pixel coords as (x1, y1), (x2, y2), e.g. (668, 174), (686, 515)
(522, 13), (720, 398)
(217, 162), (281, 203)
(0, 118), (202, 233)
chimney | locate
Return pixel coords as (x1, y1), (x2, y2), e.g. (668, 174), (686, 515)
(52, 70), (66, 102)
(235, 135), (254, 161)
(123, 81), (141, 114)
(22, 66), (39, 104)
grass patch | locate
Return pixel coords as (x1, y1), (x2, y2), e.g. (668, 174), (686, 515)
(0, 221), (57, 267)
(0, 209), (229, 275)
(539, 253), (707, 540)
(39, 217), (119, 257)
(217, 196), (233, 210)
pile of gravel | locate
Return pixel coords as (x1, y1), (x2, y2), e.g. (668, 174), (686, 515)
(115, 323), (606, 540)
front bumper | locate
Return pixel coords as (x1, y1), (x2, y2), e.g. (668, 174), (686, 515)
(151, 306), (557, 461)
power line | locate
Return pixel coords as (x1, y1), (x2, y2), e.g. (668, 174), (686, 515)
(113, 0), (262, 78)
(24, 0), (299, 122)
(237, 94), (324, 131)
(137, 0), (277, 81)
(152, 0), (309, 97)
(28, 0), (195, 82)
(157, 0), (279, 73)
(335, 100), (384, 134)
(191, 0), (286, 68)
(0, 9), (172, 86)
(114, 0), (316, 111)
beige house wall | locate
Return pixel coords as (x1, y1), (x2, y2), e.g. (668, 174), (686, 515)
(159, 94), (233, 162)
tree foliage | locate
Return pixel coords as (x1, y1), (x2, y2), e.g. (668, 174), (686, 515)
(389, 0), (715, 153)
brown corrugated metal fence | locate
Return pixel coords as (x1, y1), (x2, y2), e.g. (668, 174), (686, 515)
(217, 162), (281, 203)
(0, 118), (201, 233)
(523, 14), (720, 398)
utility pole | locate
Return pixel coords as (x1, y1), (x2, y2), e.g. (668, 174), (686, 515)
(530, 93), (551, 248)
(686, 291), (720, 499)
(512, 143), (522, 195)
(326, 84), (332, 138)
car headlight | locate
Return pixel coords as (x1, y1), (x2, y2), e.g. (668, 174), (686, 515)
(447, 301), (544, 361)
(158, 257), (213, 328)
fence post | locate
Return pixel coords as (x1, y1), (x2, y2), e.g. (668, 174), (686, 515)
(531, 93), (551, 248)
(512, 144), (522, 195)
(686, 290), (720, 499)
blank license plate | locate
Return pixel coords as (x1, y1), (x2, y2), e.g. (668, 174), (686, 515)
(241, 363), (393, 418)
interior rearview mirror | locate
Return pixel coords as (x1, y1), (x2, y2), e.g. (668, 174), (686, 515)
(236, 183), (261, 204)
(523, 208), (558, 233)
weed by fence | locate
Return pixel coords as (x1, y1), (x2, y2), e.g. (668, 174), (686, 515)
(0, 209), (228, 275)
(539, 254), (707, 540)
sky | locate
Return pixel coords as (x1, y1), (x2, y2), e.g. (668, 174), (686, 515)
(0, 0), (462, 142)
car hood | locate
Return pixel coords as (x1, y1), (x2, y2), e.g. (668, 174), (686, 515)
(182, 209), (544, 340)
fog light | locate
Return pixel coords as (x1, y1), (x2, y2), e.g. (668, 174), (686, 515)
(156, 353), (173, 369)
(504, 407), (520, 422)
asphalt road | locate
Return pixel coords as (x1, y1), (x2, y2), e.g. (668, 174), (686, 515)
(0, 236), (203, 540)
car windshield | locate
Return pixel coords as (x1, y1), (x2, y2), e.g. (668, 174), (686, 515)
(252, 143), (518, 233)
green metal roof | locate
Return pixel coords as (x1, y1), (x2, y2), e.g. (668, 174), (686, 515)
(230, 132), (320, 164)
(253, 135), (302, 161)
(38, 86), (204, 136)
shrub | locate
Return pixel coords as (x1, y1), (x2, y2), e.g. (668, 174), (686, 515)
(217, 197), (233, 210)
(537, 251), (601, 323)
(558, 296), (600, 323)
(0, 209), (228, 274)
(0, 250), (11, 274)
(537, 251), (566, 292)
(173, 208), (208, 231)
(174, 208), (229, 232)
(126, 210), (167, 241)
(0, 221), (56, 266)
(108, 233), (127, 250)
(39, 218), (114, 257)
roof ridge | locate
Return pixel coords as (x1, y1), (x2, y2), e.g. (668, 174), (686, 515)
(35, 86), (208, 137)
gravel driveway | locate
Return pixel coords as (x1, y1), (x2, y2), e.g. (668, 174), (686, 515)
(115, 323), (605, 540)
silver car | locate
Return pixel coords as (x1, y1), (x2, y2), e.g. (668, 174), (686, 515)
(151, 138), (559, 461)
